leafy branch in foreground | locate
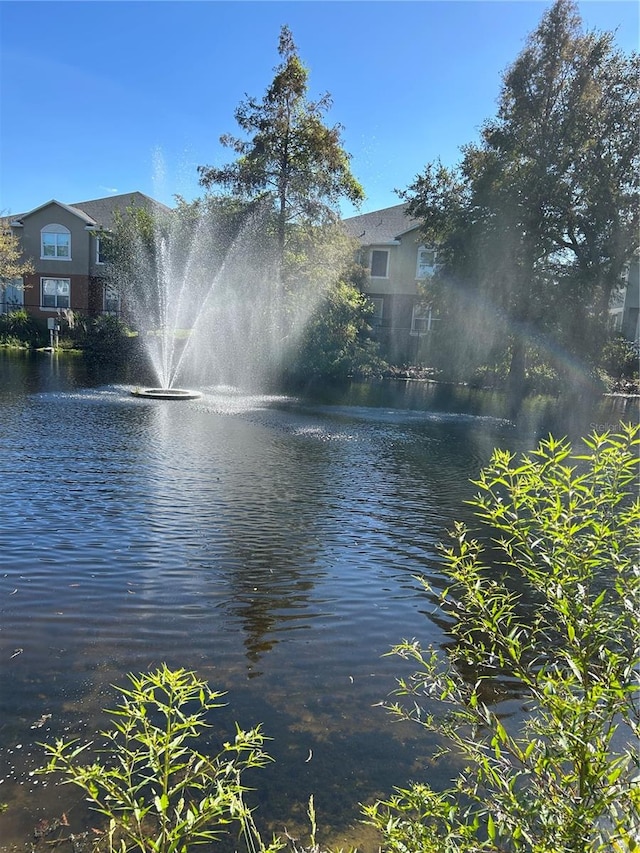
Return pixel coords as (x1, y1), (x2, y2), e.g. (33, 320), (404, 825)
(365, 423), (640, 853)
(39, 664), (283, 853)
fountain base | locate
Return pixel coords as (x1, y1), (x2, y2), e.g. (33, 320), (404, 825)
(131, 388), (203, 400)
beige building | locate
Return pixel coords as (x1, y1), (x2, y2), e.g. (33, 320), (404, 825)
(6, 193), (447, 366)
(609, 258), (640, 343)
(3, 192), (169, 319)
(343, 202), (437, 364)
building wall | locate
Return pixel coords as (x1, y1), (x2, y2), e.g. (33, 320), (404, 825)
(393, 232), (425, 293)
(6, 192), (170, 323)
(11, 202), (104, 318)
(610, 259), (640, 343)
(361, 228), (434, 364)
(20, 273), (91, 319)
(372, 293), (415, 363)
(622, 260), (639, 342)
(17, 203), (93, 275)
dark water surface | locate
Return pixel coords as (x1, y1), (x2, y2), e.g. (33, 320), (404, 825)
(0, 351), (637, 850)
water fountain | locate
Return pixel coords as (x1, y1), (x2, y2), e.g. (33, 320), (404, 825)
(131, 387), (203, 400)
(115, 200), (288, 399)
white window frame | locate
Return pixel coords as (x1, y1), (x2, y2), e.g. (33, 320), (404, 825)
(370, 249), (389, 279)
(410, 303), (433, 336)
(416, 246), (436, 279)
(609, 309), (623, 332)
(96, 236), (107, 265)
(41, 224), (71, 260)
(41, 277), (70, 310)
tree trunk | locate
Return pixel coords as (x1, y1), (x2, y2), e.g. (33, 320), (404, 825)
(507, 337), (527, 418)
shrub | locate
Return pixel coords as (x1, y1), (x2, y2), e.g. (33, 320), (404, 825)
(600, 335), (639, 382)
(288, 280), (386, 383)
(40, 665), (283, 853)
(77, 314), (135, 366)
(365, 424), (640, 853)
(0, 308), (46, 347)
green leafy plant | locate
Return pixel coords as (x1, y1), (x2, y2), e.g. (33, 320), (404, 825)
(76, 313), (135, 367)
(365, 423), (640, 852)
(40, 664), (283, 853)
(600, 335), (640, 385)
(290, 279), (385, 383)
(0, 308), (46, 347)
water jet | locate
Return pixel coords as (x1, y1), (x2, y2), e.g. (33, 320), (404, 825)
(112, 199), (287, 395)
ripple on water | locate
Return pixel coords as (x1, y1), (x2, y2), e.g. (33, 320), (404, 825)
(0, 373), (558, 850)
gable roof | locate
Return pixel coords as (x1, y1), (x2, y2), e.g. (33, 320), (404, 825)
(11, 192), (172, 230)
(342, 202), (422, 246)
(71, 192), (173, 230)
(10, 199), (97, 226)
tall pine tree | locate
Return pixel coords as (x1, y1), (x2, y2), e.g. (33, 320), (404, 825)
(198, 26), (364, 259)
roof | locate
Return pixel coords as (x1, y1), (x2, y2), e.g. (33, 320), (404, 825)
(10, 199), (97, 226)
(71, 192), (173, 230)
(342, 202), (422, 246)
(11, 192), (172, 230)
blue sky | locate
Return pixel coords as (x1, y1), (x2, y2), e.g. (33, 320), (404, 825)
(1, 1), (637, 218)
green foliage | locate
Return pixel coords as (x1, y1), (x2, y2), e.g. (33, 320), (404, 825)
(40, 665), (283, 853)
(278, 218), (384, 379)
(402, 0), (639, 389)
(172, 194), (265, 268)
(0, 217), (34, 285)
(600, 335), (640, 382)
(100, 203), (169, 328)
(198, 25), (364, 256)
(0, 308), (46, 347)
(365, 424), (640, 852)
(289, 278), (385, 382)
(283, 218), (362, 299)
(76, 314), (135, 367)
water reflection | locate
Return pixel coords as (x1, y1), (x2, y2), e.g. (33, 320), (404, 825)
(0, 352), (637, 850)
(302, 376), (639, 440)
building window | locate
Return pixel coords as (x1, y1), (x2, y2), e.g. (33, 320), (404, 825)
(96, 237), (108, 264)
(416, 246), (436, 279)
(1, 278), (24, 313)
(41, 224), (71, 259)
(610, 309), (623, 332)
(104, 283), (120, 314)
(370, 249), (389, 278)
(41, 277), (70, 309)
(369, 297), (384, 327)
(410, 303), (433, 335)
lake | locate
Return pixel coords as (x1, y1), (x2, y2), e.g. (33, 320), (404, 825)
(0, 350), (637, 850)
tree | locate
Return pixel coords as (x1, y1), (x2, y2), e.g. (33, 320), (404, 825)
(101, 202), (162, 319)
(487, 0), (639, 376)
(289, 277), (384, 383)
(402, 0), (639, 395)
(102, 195), (266, 324)
(0, 216), (34, 293)
(197, 26), (364, 260)
(365, 423), (640, 852)
(198, 27), (366, 374)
